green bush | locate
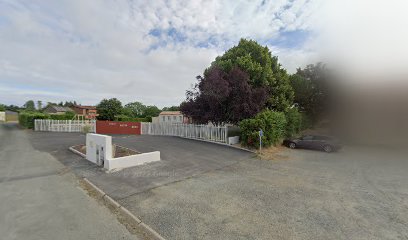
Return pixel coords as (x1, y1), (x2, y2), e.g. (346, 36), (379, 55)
(240, 110), (287, 148)
(49, 111), (75, 120)
(18, 111), (49, 129)
(114, 114), (149, 122)
(285, 108), (302, 137)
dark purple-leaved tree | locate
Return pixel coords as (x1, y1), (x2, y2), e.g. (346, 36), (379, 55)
(180, 67), (267, 124)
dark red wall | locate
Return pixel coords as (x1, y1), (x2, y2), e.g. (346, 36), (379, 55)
(96, 121), (141, 135)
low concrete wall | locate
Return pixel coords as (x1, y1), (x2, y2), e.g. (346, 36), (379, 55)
(0, 112), (5, 122)
(104, 151), (160, 171)
(228, 136), (240, 145)
(85, 133), (160, 171)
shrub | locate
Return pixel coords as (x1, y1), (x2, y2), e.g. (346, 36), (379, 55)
(18, 111), (49, 129)
(240, 110), (287, 148)
(114, 115), (149, 122)
(82, 124), (92, 133)
(49, 111), (75, 120)
(285, 108), (302, 137)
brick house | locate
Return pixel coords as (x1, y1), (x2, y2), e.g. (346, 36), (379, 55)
(71, 105), (98, 119)
(43, 105), (73, 115)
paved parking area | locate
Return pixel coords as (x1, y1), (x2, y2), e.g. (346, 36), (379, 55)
(29, 131), (408, 240)
(0, 124), (138, 240)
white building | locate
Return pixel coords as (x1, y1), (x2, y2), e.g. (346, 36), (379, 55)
(153, 111), (190, 124)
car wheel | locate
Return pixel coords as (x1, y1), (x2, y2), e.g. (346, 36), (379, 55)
(289, 142), (296, 149)
(323, 145), (333, 153)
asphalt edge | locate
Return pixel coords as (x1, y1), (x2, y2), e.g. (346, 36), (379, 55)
(81, 178), (166, 240)
(174, 136), (257, 154)
(68, 146), (86, 158)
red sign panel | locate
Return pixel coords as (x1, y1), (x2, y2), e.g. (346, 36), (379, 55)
(96, 121), (141, 135)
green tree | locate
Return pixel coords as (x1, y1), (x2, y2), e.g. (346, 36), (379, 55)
(290, 63), (329, 122)
(24, 100), (35, 111)
(143, 105), (161, 118)
(162, 106), (180, 111)
(123, 102), (146, 118)
(96, 98), (123, 121)
(0, 104), (5, 111)
(209, 38), (293, 111)
(37, 100), (43, 110)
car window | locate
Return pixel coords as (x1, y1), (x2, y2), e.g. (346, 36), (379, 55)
(314, 136), (331, 141)
(302, 136), (313, 140)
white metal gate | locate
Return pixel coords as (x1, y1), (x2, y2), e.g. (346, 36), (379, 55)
(34, 120), (96, 132)
(141, 123), (227, 143)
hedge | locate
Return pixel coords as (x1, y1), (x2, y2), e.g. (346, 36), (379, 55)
(114, 115), (149, 122)
(18, 111), (77, 129)
(240, 110), (287, 148)
(18, 111), (49, 129)
(49, 111), (75, 120)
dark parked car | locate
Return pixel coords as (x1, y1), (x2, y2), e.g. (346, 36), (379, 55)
(283, 135), (342, 153)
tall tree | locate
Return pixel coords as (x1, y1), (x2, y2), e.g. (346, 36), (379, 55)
(37, 100), (43, 110)
(162, 106), (180, 111)
(143, 105), (161, 118)
(290, 63), (329, 122)
(123, 102), (146, 118)
(209, 38), (293, 111)
(23, 100), (35, 111)
(96, 98), (123, 121)
(181, 67), (267, 124)
(0, 104), (5, 111)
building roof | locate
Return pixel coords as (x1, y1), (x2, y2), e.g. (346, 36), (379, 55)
(47, 105), (72, 112)
(159, 111), (182, 116)
(5, 110), (18, 115)
(72, 105), (96, 110)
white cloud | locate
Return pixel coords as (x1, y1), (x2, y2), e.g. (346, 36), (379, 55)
(0, 0), (318, 107)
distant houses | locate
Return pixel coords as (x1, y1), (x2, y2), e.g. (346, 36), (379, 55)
(152, 111), (191, 124)
(43, 105), (73, 115)
(43, 104), (98, 120)
(71, 105), (98, 120)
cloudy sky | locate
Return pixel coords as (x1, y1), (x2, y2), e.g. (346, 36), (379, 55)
(1, 0), (406, 107)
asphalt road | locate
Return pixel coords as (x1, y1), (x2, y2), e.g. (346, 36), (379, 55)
(0, 123), (139, 240)
(28, 129), (408, 240)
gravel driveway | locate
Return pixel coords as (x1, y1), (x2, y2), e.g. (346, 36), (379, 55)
(29, 131), (408, 240)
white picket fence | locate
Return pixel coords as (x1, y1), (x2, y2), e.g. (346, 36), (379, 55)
(141, 122), (228, 143)
(34, 120), (96, 133)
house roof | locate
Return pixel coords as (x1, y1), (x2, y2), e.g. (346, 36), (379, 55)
(72, 105), (96, 110)
(159, 111), (182, 116)
(48, 105), (72, 112)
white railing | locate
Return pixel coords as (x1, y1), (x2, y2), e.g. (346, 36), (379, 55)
(141, 122), (228, 143)
(34, 119), (96, 133)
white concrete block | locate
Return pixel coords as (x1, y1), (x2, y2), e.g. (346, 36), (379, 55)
(228, 136), (240, 145)
(86, 133), (112, 166)
(104, 151), (160, 171)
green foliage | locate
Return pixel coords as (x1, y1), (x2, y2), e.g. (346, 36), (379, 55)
(97, 98), (123, 121)
(82, 125), (92, 133)
(290, 63), (329, 123)
(285, 108), (302, 137)
(24, 100), (36, 111)
(123, 102), (146, 118)
(162, 106), (180, 111)
(209, 38), (293, 111)
(49, 111), (75, 120)
(18, 111), (49, 129)
(114, 114), (148, 122)
(37, 100), (43, 110)
(240, 110), (287, 148)
(0, 104), (5, 111)
(144, 105), (161, 118)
